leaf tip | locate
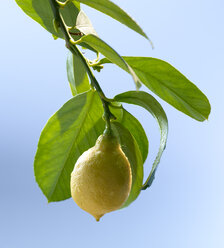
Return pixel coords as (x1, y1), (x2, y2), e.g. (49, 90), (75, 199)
(142, 32), (154, 49)
(149, 38), (154, 50)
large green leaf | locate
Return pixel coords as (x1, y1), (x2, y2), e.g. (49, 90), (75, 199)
(34, 90), (105, 202)
(67, 51), (91, 96)
(34, 89), (147, 204)
(99, 57), (211, 121)
(111, 122), (143, 208)
(15, 0), (80, 38)
(76, 34), (141, 88)
(114, 91), (168, 189)
(122, 57), (211, 121)
(74, 0), (148, 39)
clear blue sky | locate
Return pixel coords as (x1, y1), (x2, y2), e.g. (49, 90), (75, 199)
(0, 0), (223, 247)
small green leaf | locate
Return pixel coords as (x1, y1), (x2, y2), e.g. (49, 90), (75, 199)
(66, 51), (91, 96)
(76, 34), (141, 88)
(111, 122), (143, 208)
(34, 90), (105, 202)
(74, 0), (148, 39)
(114, 91), (168, 189)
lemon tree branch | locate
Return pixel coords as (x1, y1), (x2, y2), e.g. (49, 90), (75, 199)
(49, 0), (114, 129)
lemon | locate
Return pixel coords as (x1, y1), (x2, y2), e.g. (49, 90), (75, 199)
(70, 131), (132, 221)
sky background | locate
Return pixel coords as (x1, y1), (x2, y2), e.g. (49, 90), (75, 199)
(0, 0), (223, 247)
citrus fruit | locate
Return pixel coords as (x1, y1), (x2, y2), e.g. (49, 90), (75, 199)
(70, 131), (132, 221)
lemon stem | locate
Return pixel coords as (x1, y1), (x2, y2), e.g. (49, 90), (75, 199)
(49, 0), (115, 129)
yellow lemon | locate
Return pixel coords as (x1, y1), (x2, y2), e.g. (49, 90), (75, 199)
(70, 132), (132, 221)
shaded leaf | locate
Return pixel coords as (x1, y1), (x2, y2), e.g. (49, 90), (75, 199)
(114, 91), (168, 189)
(110, 106), (149, 163)
(121, 109), (148, 163)
(66, 51), (91, 96)
(111, 122), (143, 208)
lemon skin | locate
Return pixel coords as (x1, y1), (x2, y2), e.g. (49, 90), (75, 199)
(70, 133), (132, 221)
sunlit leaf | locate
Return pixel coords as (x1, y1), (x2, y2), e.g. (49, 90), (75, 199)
(74, 0), (148, 39)
(34, 89), (148, 205)
(15, 0), (97, 52)
(75, 10), (98, 35)
(76, 34), (141, 88)
(34, 90), (105, 202)
(125, 57), (211, 121)
(100, 57), (211, 121)
(15, 0), (80, 38)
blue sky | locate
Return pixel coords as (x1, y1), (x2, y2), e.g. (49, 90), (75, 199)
(0, 0), (223, 247)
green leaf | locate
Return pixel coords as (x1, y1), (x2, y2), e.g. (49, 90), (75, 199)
(34, 89), (147, 205)
(99, 57), (211, 121)
(60, 1), (81, 27)
(66, 51), (91, 96)
(15, 0), (45, 28)
(123, 57), (211, 121)
(15, 1), (98, 52)
(34, 90), (105, 202)
(15, 0), (80, 38)
(114, 91), (168, 189)
(74, 0), (148, 39)
(76, 34), (141, 88)
(111, 122), (143, 208)
(110, 104), (149, 205)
